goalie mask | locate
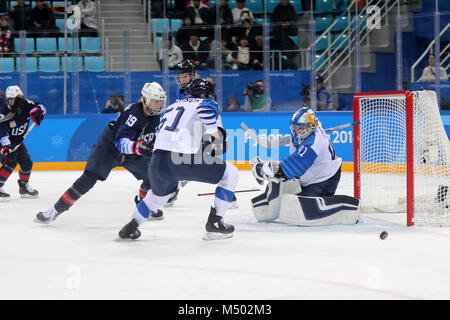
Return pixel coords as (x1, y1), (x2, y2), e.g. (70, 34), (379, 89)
(141, 82), (167, 116)
(5, 85), (24, 112)
(290, 107), (318, 147)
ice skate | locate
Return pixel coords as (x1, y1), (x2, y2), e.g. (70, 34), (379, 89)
(203, 207), (234, 241)
(148, 209), (164, 220)
(35, 207), (61, 224)
(0, 187), (10, 202)
(18, 180), (39, 198)
(118, 219), (141, 240)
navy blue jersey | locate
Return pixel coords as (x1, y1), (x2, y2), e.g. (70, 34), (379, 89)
(0, 98), (46, 147)
(111, 102), (160, 155)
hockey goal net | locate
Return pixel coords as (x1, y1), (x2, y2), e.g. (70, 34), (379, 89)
(353, 90), (450, 226)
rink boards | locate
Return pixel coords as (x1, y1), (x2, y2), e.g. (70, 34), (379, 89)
(18, 111), (450, 172)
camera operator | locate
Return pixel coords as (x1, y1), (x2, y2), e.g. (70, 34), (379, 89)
(301, 75), (335, 111)
(243, 80), (272, 112)
(101, 93), (125, 114)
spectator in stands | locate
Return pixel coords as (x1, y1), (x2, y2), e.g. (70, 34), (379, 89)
(207, 37), (233, 70)
(175, 16), (195, 47)
(231, 0), (254, 25)
(185, 0), (210, 37)
(249, 33), (264, 70)
(305, 74), (335, 111)
(76, 0), (98, 36)
(180, 33), (209, 70)
(151, 0), (163, 18)
(271, 0), (298, 38)
(208, 0), (233, 39)
(32, 0), (57, 34)
(0, 15), (14, 53)
(224, 94), (241, 112)
(243, 80), (272, 112)
(185, 0), (211, 8)
(418, 53), (449, 82)
(226, 36), (250, 70)
(9, 0), (33, 31)
(101, 93), (124, 114)
(237, 18), (261, 45)
(158, 37), (183, 70)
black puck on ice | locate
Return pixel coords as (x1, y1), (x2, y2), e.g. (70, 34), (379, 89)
(379, 231), (388, 240)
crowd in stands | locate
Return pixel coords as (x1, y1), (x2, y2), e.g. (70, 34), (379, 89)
(157, 0), (303, 71)
(0, 0), (98, 46)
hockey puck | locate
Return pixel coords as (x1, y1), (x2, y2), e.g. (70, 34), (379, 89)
(379, 231), (388, 240)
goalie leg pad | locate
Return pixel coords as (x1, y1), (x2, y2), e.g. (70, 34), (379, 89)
(251, 182), (282, 221)
(279, 194), (360, 226)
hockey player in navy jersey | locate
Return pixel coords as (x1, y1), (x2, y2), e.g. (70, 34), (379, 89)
(119, 78), (239, 241)
(250, 107), (360, 226)
(0, 85), (46, 201)
(35, 82), (167, 224)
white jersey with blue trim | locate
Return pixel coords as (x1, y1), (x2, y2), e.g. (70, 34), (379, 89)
(154, 97), (220, 154)
(281, 121), (342, 186)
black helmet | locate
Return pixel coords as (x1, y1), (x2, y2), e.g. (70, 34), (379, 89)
(185, 78), (214, 99)
(175, 60), (196, 88)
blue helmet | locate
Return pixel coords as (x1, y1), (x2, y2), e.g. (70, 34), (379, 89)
(290, 107), (318, 147)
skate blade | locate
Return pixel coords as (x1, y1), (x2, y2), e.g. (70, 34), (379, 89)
(20, 194), (39, 199)
(163, 202), (174, 208)
(33, 218), (54, 225)
(0, 197), (10, 202)
(202, 232), (234, 241)
(147, 216), (164, 221)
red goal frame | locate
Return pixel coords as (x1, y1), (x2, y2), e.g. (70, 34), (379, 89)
(353, 91), (415, 226)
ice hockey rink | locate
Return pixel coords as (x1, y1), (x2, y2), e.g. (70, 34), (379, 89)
(1, 170), (449, 300)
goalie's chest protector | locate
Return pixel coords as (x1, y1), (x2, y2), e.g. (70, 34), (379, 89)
(287, 124), (342, 186)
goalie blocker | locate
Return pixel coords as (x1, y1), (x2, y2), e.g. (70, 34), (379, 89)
(251, 181), (360, 226)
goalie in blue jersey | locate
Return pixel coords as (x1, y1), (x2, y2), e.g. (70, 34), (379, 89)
(250, 107), (360, 226)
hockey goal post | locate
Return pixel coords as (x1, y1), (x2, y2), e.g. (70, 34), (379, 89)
(353, 90), (450, 226)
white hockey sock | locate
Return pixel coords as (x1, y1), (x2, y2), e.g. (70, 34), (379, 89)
(214, 163), (239, 216)
(134, 189), (176, 225)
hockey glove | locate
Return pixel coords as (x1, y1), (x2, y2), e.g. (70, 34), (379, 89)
(202, 127), (228, 157)
(0, 145), (13, 164)
(30, 106), (44, 126)
(250, 156), (285, 185)
(132, 140), (152, 157)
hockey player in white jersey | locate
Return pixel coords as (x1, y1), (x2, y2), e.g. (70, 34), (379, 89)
(250, 107), (360, 226)
(119, 78), (239, 240)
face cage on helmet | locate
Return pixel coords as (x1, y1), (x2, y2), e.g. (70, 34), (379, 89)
(143, 97), (166, 116)
(176, 70), (195, 88)
(7, 96), (24, 112)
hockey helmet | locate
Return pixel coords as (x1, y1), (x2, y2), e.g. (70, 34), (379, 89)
(185, 78), (214, 99)
(5, 85), (24, 111)
(141, 82), (167, 116)
(175, 60), (196, 88)
(290, 107), (318, 147)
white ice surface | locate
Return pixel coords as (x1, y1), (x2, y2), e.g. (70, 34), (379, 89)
(0, 170), (449, 300)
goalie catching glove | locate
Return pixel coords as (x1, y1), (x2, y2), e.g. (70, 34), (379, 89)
(250, 156), (287, 185)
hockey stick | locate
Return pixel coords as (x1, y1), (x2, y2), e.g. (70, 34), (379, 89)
(0, 111), (17, 123)
(198, 188), (261, 196)
(241, 121), (361, 148)
(11, 123), (36, 152)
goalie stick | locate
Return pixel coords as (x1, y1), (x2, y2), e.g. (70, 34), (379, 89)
(241, 121), (360, 148)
